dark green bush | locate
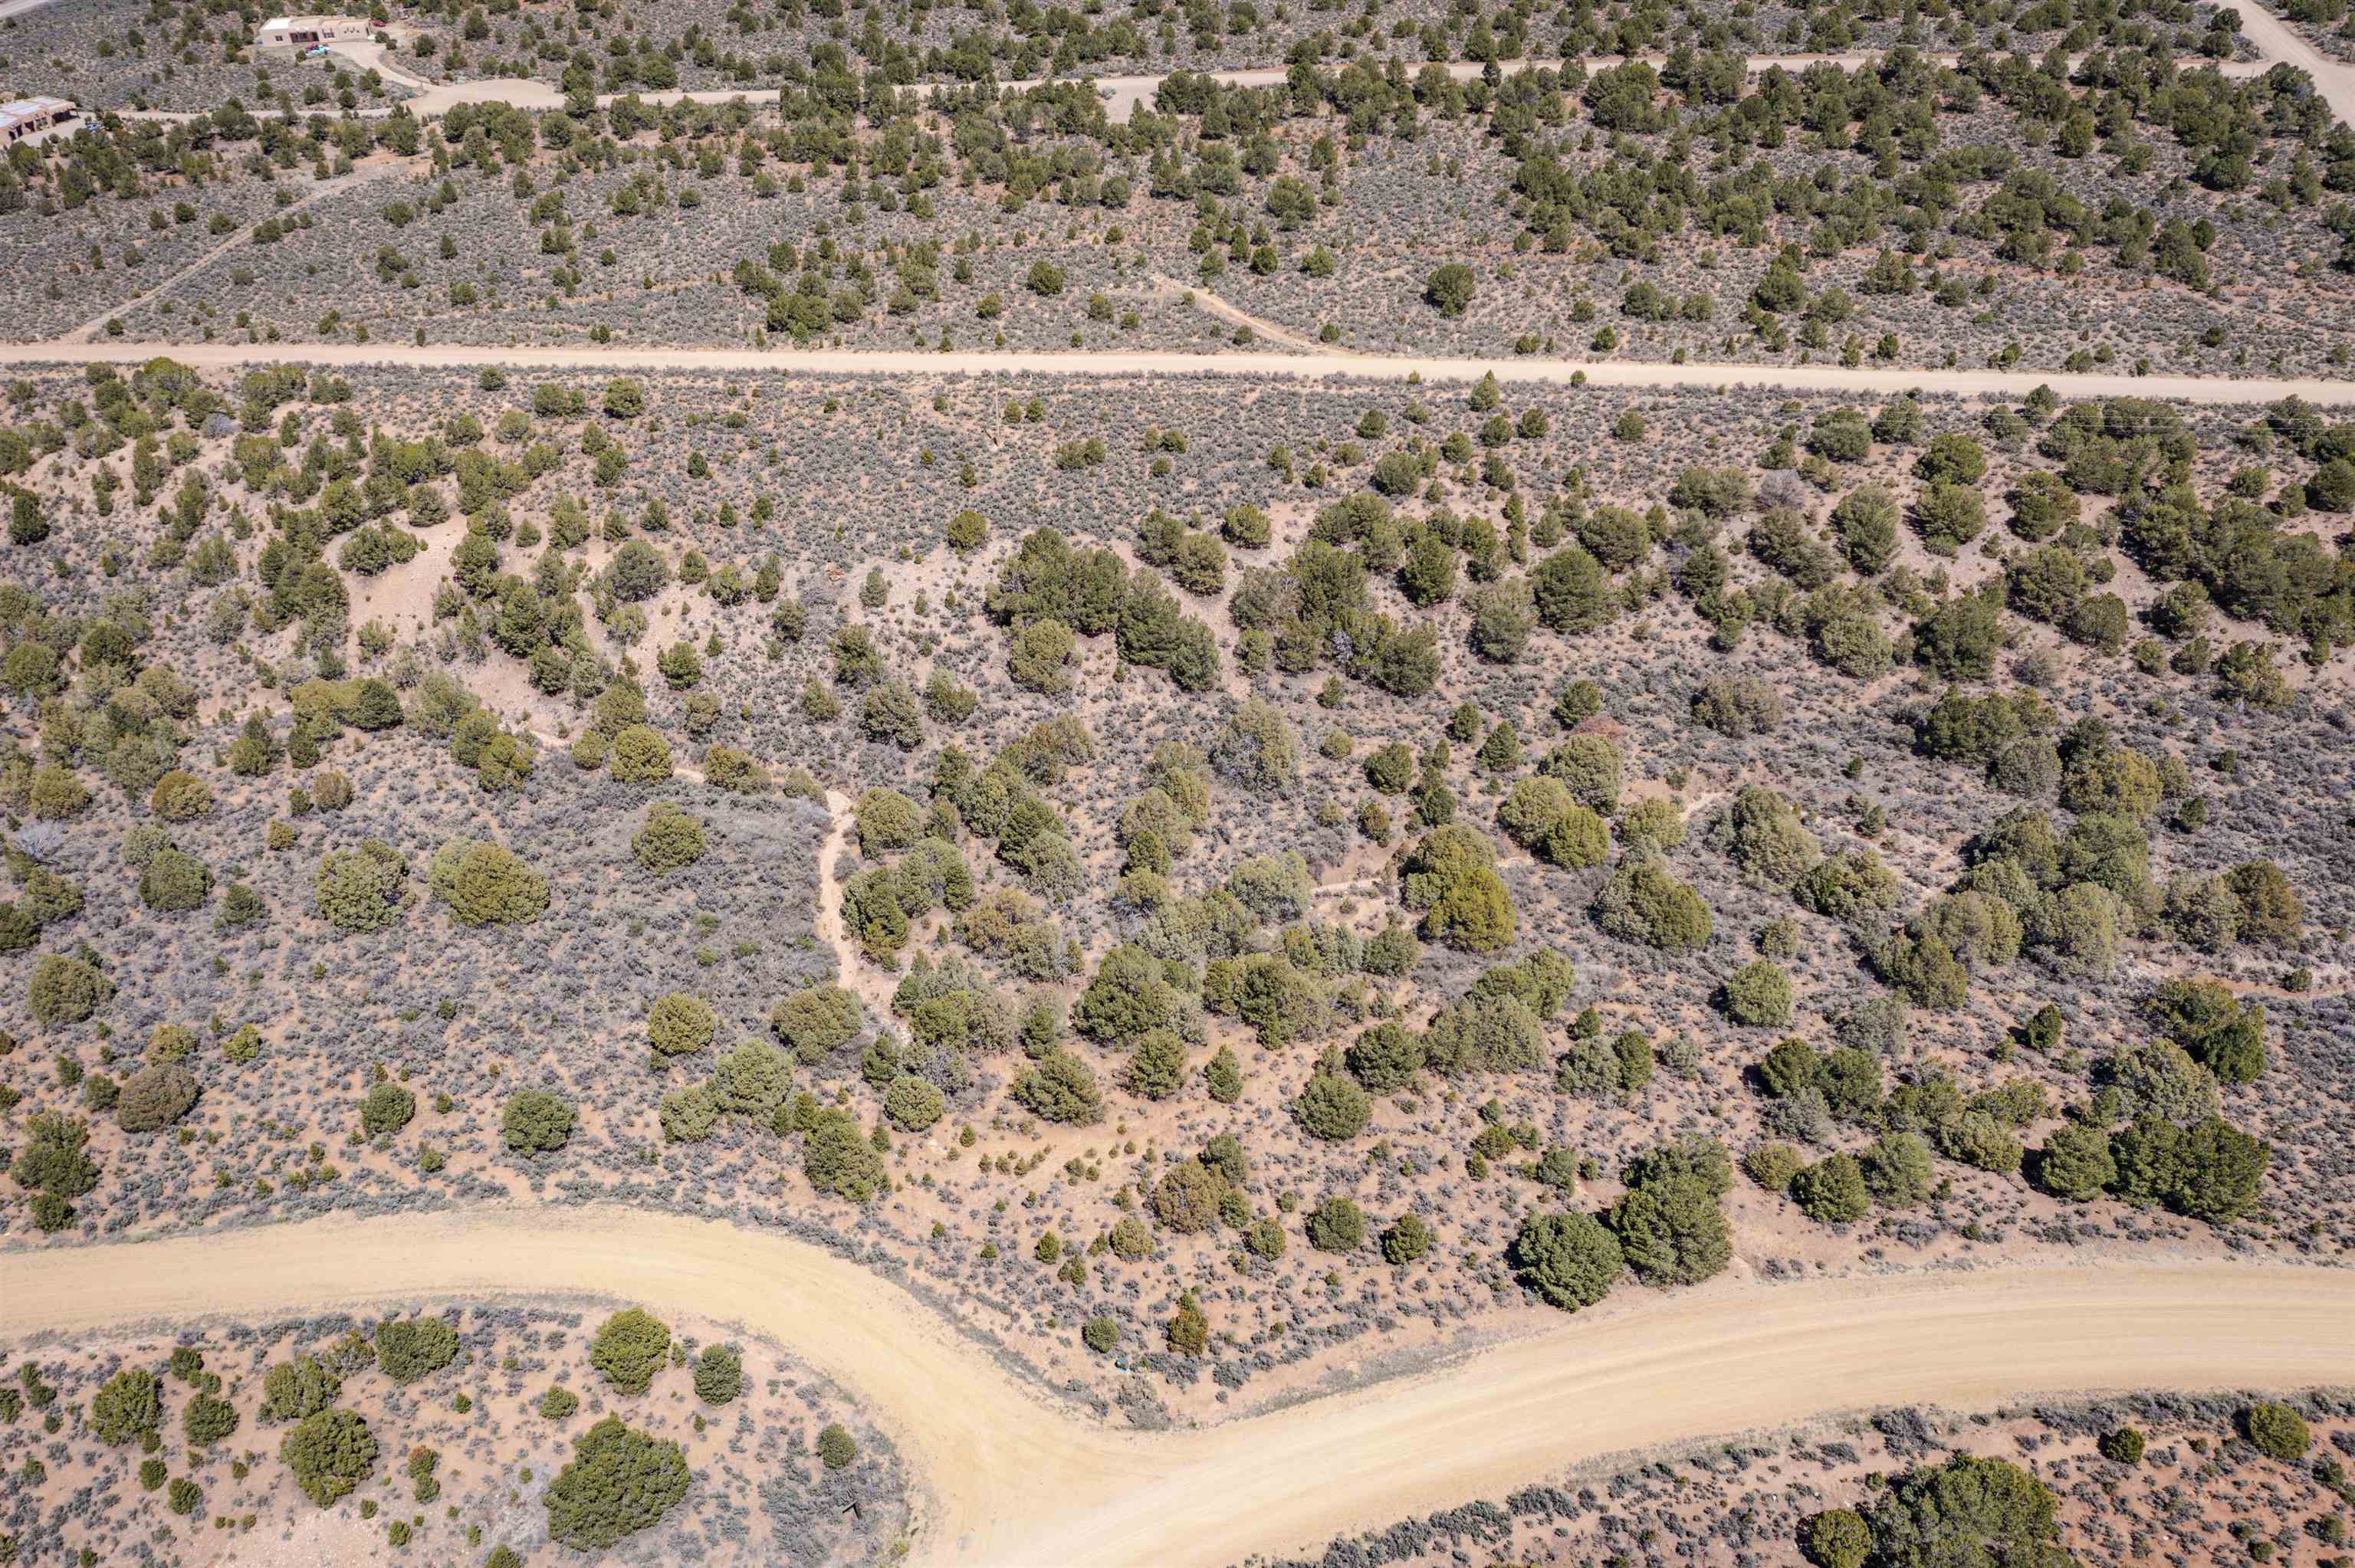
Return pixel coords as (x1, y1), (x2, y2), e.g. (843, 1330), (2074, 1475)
(816, 1422), (858, 1470)
(281, 1409), (378, 1506)
(90, 1368), (161, 1445)
(1509, 1210), (1622, 1311)
(544, 1418), (691, 1548)
(2242, 1401), (2311, 1464)
(28, 954), (113, 1025)
(315, 840), (409, 933)
(501, 1089), (574, 1153)
(589, 1309), (670, 1396)
(376, 1317), (458, 1386)
(1867, 1453), (2062, 1568)
(1306, 1195), (1366, 1251)
(360, 1082), (416, 1137)
(116, 1061), (199, 1133)
(692, 1346), (742, 1406)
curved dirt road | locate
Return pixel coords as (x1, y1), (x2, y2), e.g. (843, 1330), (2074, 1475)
(3, 1206), (2348, 1568)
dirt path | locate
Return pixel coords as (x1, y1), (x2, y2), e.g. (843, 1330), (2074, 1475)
(2, 1206), (2347, 1568)
(62, 161), (409, 343)
(1151, 273), (1330, 352)
(9, 336), (2355, 402)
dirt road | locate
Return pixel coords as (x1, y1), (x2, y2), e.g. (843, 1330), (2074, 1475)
(11, 337), (2355, 403)
(3, 1206), (2347, 1568)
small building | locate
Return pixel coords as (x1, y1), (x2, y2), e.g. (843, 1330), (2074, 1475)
(0, 97), (77, 145)
(255, 15), (376, 51)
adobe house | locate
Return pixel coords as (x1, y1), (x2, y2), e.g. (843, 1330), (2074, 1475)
(0, 97), (77, 145)
(254, 15), (377, 51)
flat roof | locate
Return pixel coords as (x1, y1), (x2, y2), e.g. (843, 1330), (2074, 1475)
(0, 97), (74, 116)
(260, 15), (371, 28)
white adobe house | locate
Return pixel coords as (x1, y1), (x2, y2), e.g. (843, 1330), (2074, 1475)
(255, 15), (377, 51)
(0, 97), (77, 145)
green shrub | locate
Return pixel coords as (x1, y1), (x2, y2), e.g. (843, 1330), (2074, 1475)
(649, 992), (718, 1056)
(1790, 1153), (1871, 1223)
(1424, 263), (1476, 317)
(1720, 961), (1793, 1026)
(2143, 978), (2267, 1084)
(1867, 1453), (2061, 1568)
(1607, 1172), (1731, 1285)
(11, 1112), (99, 1207)
(116, 1061), (199, 1133)
(816, 1422), (858, 1470)
(501, 1089), (574, 1153)
(692, 1346), (742, 1406)
(28, 954), (113, 1024)
(1799, 1507), (1872, 1568)
(947, 509), (990, 554)
(281, 1409), (378, 1506)
(1166, 1291), (1209, 1355)
(1292, 1072), (1371, 1140)
(1400, 826), (1517, 953)
(1496, 777), (1608, 869)
(631, 802), (706, 873)
(137, 847), (213, 911)
(375, 1317), (458, 1385)
(428, 838), (548, 926)
(149, 769), (213, 822)
(316, 841), (409, 933)
(590, 1309), (670, 1396)
(713, 1039), (792, 1120)
(772, 985), (862, 1063)
(259, 1355), (341, 1422)
(360, 1082), (416, 1137)
(1012, 1049), (1102, 1125)
(884, 1075), (946, 1131)
(1345, 1021), (1424, 1092)
(1934, 1108), (2024, 1175)
(1509, 1210), (1622, 1311)
(1124, 1028), (1187, 1101)
(2098, 1426), (2144, 1465)
(803, 1110), (888, 1199)
(544, 1418), (691, 1548)
(2242, 1402), (2311, 1464)
(1381, 1212), (1434, 1264)
(1082, 1317), (1118, 1353)
(2109, 1114), (2268, 1223)
(650, 1078), (718, 1139)
(538, 1386), (580, 1420)
(28, 764), (90, 818)
(1306, 1195), (1366, 1251)
(90, 1368), (161, 1445)
(2030, 1123), (2118, 1202)
(1593, 859), (1713, 950)
(183, 1391), (238, 1448)
(1861, 1130), (1934, 1209)
(609, 724), (673, 782)
(1743, 1141), (1803, 1192)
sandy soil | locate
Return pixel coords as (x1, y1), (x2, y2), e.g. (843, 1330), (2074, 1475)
(4, 1206), (2349, 1568)
(10, 337), (2355, 405)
